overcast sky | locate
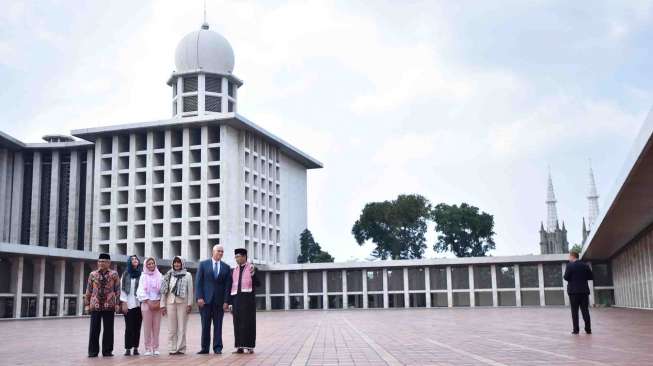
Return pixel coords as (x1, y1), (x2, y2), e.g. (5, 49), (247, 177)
(1, 0), (652, 260)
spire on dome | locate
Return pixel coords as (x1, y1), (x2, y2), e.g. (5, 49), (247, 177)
(202, 0), (209, 29)
(587, 160), (600, 230)
(546, 169), (559, 233)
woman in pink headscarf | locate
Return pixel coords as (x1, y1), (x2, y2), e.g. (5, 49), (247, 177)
(136, 257), (163, 356)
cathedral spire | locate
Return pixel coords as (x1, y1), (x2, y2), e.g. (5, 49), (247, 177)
(546, 169), (559, 233)
(587, 160), (600, 229)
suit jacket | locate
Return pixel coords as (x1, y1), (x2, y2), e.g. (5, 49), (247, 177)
(195, 259), (232, 305)
(563, 260), (593, 295)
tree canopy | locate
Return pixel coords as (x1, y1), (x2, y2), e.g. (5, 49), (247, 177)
(351, 194), (431, 260)
(431, 203), (496, 257)
(297, 229), (334, 263)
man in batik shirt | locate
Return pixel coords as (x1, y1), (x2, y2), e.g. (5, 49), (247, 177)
(85, 253), (121, 357)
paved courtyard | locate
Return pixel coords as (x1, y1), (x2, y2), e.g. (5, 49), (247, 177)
(0, 307), (651, 365)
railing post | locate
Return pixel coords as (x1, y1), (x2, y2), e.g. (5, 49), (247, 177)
(538, 263), (545, 306)
(514, 264), (522, 307)
(424, 267), (431, 308)
(446, 266), (453, 307)
(342, 269), (348, 309)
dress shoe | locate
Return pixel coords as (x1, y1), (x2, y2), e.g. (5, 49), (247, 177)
(133, 348), (140, 355)
(88, 354), (98, 358)
(571, 331), (579, 335)
(232, 348), (244, 354)
(214, 350), (223, 354)
(197, 350), (210, 354)
(102, 352), (114, 357)
(124, 349), (131, 356)
(585, 330), (592, 334)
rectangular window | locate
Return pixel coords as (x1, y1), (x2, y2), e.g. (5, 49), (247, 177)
(205, 95), (222, 112)
(183, 76), (198, 92)
(205, 76), (222, 93)
(183, 95), (198, 112)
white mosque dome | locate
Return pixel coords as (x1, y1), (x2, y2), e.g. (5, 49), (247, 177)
(174, 23), (235, 75)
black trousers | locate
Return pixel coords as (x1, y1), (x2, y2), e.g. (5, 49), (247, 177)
(200, 302), (224, 352)
(124, 307), (142, 349)
(569, 293), (591, 332)
(88, 311), (115, 356)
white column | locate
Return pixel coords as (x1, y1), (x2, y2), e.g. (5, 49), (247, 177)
(180, 128), (191, 259)
(92, 144), (102, 252)
(362, 269), (368, 309)
(9, 152), (24, 243)
(403, 267), (410, 308)
(514, 264), (522, 307)
(382, 268), (389, 308)
(109, 136), (119, 254)
(10, 256), (24, 318)
(162, 130), (172, 259)
(265, 272), (271, 311)
(538, 263), (545, 306)
(322, 271), (328, 309)
(66, 150), (80, 249)
(468, 265), (475, 307)
(283, 271), (290, 310)
(127, 134), (137, 255)
(55, 260), (66, 316)
(199, 128), (209, 259)
(342, 269), (348, 309)
(34, 257), (45, 317)
(144, 132), (154, 257)
(73, 261), (85, 316)
(29, 151), (42, 245)
(562, 262), (570, 306)
(176, 77), (183, 117)
(424, 267), (431, 308)
(198, 74), (206, 116)
(446, 266), (453, 307)
(302, 271), (309, 310)
(491, 264), (498, 307)
(83, 148), (94, 251)
(48, 150), (60, 247)
(0, 149), (10, 241)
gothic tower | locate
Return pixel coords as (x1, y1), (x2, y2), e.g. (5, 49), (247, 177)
(582, 162), (600, 243)
(539, 170), (569, 254)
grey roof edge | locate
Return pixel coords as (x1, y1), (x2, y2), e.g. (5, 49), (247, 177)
(0, 130), (26, 150)
(71, 114), (323, 169)
(166, 70), (244, 86)
(24, 141), (94, 149)
(257, 254), (568, 271)
(0, 243), (198, 269)
(582, 104), (653, 259)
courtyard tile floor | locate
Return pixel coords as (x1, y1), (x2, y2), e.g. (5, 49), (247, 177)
(0, 307), (651, 365)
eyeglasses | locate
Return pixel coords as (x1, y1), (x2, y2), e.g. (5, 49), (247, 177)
(216, 250), (224, 253)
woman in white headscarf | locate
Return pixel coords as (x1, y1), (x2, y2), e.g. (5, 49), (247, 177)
(160, 256), (194, 355)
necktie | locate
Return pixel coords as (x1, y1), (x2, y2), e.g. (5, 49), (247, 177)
(213, 261), (218, 277)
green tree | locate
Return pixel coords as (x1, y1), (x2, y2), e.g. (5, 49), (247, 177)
(432, 202), (496, 257)
(570, 243), (583, 254)
(351, 194), (431, 260)
(297, 229), (334, 263)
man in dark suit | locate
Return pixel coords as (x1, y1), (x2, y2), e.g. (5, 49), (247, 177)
(196, 244), (232, 354)
(563, 250), (593, 335)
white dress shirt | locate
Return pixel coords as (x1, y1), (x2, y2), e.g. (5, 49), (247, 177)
(212, 258), (221, 275)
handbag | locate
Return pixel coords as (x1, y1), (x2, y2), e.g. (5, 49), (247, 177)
(147, 299), (161, 311)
